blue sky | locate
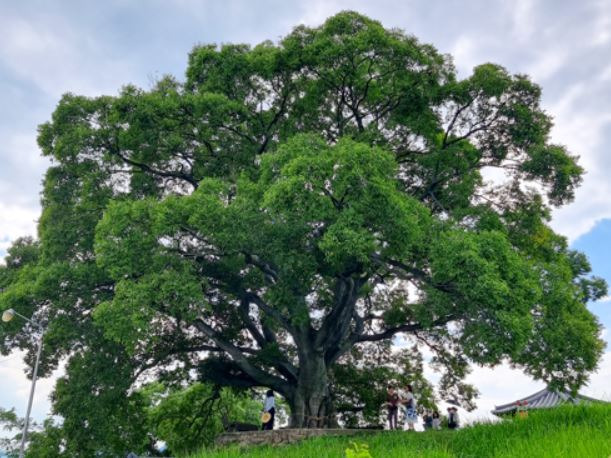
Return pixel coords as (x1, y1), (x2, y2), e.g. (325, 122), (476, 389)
(573, 220), (611, 326)
(1, 0), (610, 426)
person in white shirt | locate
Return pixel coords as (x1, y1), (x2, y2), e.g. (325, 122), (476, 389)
(401, 384), (417, 431)
(432, 411), (441, 430)
(262, 390), (276, 430)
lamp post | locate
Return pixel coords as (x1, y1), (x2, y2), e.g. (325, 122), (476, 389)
(2, 308), (44, 458)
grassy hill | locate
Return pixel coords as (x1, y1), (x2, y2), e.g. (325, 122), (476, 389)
(191, 404), (611, 457)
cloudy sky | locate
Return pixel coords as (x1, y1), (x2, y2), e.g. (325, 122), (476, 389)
(1, 0), (610, 427)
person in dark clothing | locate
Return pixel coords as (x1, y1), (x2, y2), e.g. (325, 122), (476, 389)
(447, 407), (459, 430)
(262, 390), (275, 430)
(386, 386), (400, 430)
(422, 410), (433, 430)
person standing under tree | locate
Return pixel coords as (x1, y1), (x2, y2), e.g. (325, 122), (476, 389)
(432, 411), (441, 430)
(447, 407), (459, 430)
(401, 384), (417, 431)
(422, 410), (433, 430)
(517, 400), (529, 419)
(261, 390), (275, 430)
(386, 386), (400, 430)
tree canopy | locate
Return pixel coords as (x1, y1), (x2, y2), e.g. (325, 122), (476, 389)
(0, 11), (607, 450)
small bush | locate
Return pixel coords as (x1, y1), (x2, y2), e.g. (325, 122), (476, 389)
(345, 441), (373, 458)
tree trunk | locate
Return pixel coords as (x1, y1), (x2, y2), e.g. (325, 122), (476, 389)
(288, 354), (337, 428)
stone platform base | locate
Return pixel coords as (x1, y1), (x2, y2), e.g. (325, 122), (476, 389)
(216, 428), (377, 447)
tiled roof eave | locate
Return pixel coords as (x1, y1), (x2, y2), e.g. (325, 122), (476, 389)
(490, 388), (603, 416)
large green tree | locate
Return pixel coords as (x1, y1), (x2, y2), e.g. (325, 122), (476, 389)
(1, 12), (607, 435)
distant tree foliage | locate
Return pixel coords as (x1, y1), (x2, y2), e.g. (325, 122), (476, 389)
(0, 11), (606, 451)
(0, 407), (25, 457)
(22, 383), (261, 456)
(143, 383), (261, 454)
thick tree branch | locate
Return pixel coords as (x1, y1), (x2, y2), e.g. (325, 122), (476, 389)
(257, 87), (291, 154)
(193, 318), (290, 395)
(132, 343), (235, 381)
(238, 295), (299, 382)
(245, 292), (295, 335)
(444, 105), (506, 148)
(238, 297), (268, 348)
(325, 306), (366, 366)
(315, 277), (357, 350)
(107, 140), (200, 189)
(442, 99), (476, 148)
(316, 276), (369, 365)
(352, 314), (457, 343)
(242, 253), (279, 283)
(370, 254), (456, 294)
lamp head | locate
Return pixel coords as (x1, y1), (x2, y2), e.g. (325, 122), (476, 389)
(2, 309), (15, 323)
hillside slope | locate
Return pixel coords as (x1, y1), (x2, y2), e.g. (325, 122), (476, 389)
(192, 404), (611, 458)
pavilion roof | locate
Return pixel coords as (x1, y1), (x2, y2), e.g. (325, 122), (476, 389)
(491, 387), (603, 416)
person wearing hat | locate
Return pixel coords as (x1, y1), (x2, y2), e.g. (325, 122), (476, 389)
(447, 407), (459, 430)
(261, 390), (276, 430)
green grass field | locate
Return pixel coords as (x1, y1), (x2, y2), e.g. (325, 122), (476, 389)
(190, 404), (611, 458)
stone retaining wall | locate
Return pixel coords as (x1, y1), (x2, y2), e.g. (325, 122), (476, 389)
(216, 428), (377, 447)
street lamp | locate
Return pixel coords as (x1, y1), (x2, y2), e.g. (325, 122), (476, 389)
(1, 308), (44, 458)
(2, 308), (15, 322)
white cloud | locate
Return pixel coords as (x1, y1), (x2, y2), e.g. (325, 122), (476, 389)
(464, 364), (543, 422)
(591, 0), (611, 45)
(0, 351), (58, 425)
(583, 351), (611, 401)
(294, 0), (344, 27)
(3, 132), (48, 172)
(526, 49), (568, 82)
(545, 84), (611, 168)
(552, 188), (611, 243)
(507, 0), (536, 42)
(598, 63), (611, 82)
(0, 11), (137, 99)
(458, 350), (611, 423)
(545, 80), (611, 241)
(0, 202), (39, 260)
(450, 36), (480, 77)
